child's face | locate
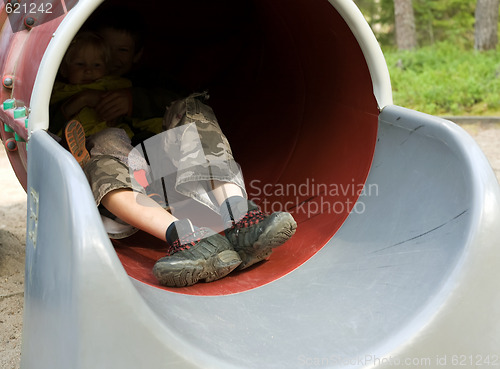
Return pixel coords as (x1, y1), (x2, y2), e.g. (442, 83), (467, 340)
(66, 45), (107, 84)
(99, 28), (141, 76)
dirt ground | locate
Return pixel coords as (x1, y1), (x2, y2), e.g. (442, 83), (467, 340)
(0, 143), (27, 369)
(0, 122), (499, 369)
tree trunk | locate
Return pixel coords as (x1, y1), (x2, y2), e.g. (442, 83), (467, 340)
(475, 0), (499, 51)
(394, 0), (417, 50)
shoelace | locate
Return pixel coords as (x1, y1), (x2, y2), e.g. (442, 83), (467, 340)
(167, 228), (212, 255)
(231, 209), (266, 229)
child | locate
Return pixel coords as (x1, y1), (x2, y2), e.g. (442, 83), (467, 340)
(50, 32), (135, 138)
(50, 32), (151, 174)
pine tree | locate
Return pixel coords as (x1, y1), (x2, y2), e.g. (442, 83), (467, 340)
(475, 0), (499, 50)
(394, 0), (418, 49)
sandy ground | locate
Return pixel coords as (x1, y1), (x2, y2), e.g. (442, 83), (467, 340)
(0, 122), (499, 369)
(0, 143), (27, 369)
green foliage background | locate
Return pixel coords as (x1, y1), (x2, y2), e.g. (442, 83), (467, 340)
(354, 0), (500, 115)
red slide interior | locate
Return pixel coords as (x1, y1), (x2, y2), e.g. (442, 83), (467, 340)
(1, 0), (379, 295)
(111, 0), (379, 295)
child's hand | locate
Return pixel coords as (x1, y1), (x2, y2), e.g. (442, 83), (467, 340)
(81, 90), (105, 108)
(95, 88), (133, 122)
(61, 90), (104, 120)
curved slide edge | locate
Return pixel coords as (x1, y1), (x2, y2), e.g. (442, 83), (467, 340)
(329, 0), (393, 109)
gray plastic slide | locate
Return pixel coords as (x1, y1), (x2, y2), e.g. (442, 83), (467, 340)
(0, 0), (498, 368)
(21, 105), (500, 368)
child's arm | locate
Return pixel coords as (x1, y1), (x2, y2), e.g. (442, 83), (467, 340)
(95, 86), (180, 122)
(60, 90), (104, 120)
(94, 88), (133, 122)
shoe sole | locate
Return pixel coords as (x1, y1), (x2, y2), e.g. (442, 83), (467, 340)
(64, 120), (90, 168)
(153, 249), (242, 287)
(236, 212), (297, 270)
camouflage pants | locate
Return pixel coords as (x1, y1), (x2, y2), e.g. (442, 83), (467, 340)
(84, 94), (246, 214)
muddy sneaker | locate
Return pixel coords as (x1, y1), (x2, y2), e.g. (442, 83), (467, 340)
(224, 200), (297, 270)
(153, 226), (242, 287)
(64, 120), (90, 168)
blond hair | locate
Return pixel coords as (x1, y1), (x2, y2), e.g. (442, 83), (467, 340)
(62, 32), (111, 72)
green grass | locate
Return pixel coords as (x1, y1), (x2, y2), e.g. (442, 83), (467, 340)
(383, 41), (500, 116)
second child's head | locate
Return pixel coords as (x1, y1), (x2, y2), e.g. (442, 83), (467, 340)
(98, 27), (143, 77)
(87, 7), (146, 76)
(60, 32), (111, 85)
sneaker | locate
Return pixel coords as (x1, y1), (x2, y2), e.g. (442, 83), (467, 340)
(100, 214), (139, 239)
(64, 120), (90, 168)
(153, 227), (242, 287)
(225, 200), (297, 270)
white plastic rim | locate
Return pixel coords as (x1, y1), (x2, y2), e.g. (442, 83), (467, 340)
(329, 0), (393, 109)
(28, 0), (104, 136)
